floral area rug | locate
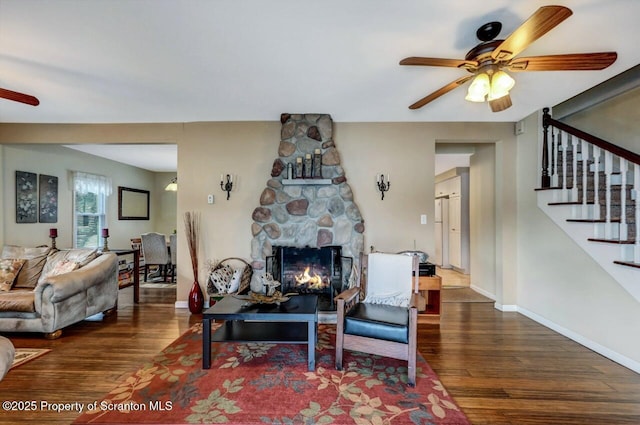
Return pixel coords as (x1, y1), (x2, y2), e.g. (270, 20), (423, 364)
(73, 323), (470, 424)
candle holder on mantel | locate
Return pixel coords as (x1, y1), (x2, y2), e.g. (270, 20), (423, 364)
(101, 228), (110, 252)
(49, 228), (58, 250)
(376, 174), (390, 200)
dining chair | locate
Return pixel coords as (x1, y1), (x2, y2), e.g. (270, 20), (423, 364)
(130, 238), (145, 273)
(168, 233), (177, 283)
(335, 252), (420, 386)
(140, 232), (170, 282)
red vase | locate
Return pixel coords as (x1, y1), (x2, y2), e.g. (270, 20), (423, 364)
(188, 280), (204, 314)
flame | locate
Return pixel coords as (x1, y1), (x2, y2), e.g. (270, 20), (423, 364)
(294, 266), (327, 289)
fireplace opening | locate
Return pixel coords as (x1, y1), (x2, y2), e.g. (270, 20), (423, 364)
(266, 246), (352, 311)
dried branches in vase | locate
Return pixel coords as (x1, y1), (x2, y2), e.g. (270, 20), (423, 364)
(184, 211), (204, 313)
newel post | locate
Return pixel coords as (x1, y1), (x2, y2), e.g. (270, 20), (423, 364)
(541, 107), (551, 188)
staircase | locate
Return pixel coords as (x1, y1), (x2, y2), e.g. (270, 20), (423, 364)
(536, 108), (640, 302)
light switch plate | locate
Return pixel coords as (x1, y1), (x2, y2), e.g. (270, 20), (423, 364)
(420, 214), (427, 225)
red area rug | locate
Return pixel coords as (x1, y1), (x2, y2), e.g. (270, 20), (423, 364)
(74, 323), (469, 424)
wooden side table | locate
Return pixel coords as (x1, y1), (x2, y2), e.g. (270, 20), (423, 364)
(417, 275), (441, 324)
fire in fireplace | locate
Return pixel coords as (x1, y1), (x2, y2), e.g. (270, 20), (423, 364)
(266, 245), (352, 310)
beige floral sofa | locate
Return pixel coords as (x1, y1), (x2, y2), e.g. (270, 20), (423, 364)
(0, 246), (118, 339)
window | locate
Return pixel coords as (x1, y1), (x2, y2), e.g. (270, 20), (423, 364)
(72, 172), (112, 248)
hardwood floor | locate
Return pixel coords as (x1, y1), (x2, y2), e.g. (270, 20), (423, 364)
(1, 287), (639, 424)
(438, 266), (471, 287)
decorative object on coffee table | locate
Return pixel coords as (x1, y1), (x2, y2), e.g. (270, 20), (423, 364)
(184, 211), (203, 314)
(258, 271), (281, 296)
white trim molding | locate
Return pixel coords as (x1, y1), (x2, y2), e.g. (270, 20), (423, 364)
(517, 305), (640, 374)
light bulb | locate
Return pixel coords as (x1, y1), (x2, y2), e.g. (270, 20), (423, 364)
(488, 70), (515, 100)
(465, 73), (490, 102)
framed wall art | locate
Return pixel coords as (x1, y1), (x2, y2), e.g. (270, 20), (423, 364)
(15, 171), (38, 223)
(39, 174), (58, 223)
(118, 186), (150, 220)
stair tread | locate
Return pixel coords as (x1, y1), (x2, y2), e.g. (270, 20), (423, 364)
(566, 218), (621, 223)
(613, 260), (640, 269)
(588, 238), (636, 244)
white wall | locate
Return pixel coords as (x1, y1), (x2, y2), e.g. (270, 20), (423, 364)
(516, 111), (640, 368)
(470, 143), (496, 297)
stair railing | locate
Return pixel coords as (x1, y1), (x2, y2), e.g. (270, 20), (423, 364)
(541, 108), (640, 263)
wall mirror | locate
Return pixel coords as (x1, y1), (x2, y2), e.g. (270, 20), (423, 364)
(118, 186), (150, 220)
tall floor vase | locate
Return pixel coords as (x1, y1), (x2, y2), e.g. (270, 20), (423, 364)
(189, 280), (204, 314)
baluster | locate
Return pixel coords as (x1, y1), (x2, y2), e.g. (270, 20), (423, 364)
(541, 108), (551, 188)
(604, 151), (613, 239)
(561, 131), (568, 202)
(592, 147), (601, 220)
(634, 164), (640, 263)
(552, 128), (559, 187)
(581, 140), (589, 217)
(620, 159), (628, 241)
(571, 136), (578, 202)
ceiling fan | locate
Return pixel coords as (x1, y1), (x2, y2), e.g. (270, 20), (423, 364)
(400, 5), (617, 112)
(0, 87), (39, 106)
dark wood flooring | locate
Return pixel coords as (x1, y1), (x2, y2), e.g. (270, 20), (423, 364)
(1, 286), (639, 424)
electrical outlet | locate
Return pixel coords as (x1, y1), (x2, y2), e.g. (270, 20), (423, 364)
(420, 214), (427, 225)
(207, 194), (214, 204)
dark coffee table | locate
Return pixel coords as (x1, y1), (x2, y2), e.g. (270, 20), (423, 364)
(202, 294), (318, 371)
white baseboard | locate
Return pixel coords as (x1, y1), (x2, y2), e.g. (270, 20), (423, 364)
(517, 305), (640, 374)
(175, 301), (188, 309)
(494, 303), (518, 312)
(470, 284), (495, 300)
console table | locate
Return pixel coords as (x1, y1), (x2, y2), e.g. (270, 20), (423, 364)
(111, 249), (140, 303)
(202, 295), (318, 371)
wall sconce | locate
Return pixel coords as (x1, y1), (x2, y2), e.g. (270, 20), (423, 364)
(164, 176), (178, 191)
(376, 174), (390, 200)
(220, 174), (233, 200)
(49, 228), (58, 250)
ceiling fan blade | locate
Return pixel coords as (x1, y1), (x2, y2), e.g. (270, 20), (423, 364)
(507, 52), (617, 71)
(400, 57), (478, 71)
(491, 5), (573, 62)
(0, 88), (40, 106)
(408, 75), (474, 110)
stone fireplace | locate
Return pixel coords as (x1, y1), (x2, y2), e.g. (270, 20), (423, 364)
(250, 113), (365, 302)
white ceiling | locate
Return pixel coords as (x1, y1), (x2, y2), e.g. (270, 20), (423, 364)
(1, 0), (639, 124)
(63, 144), (177, 172)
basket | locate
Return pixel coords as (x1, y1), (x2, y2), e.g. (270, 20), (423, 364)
(209, 257), (252, 295)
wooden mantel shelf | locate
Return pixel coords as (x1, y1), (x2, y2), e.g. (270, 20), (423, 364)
(282, 178), (332, 186)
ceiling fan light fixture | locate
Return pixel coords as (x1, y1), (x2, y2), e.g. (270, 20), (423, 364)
(487, 70), (515, 100)
(489, 93), (513, 112)
(465, 72), (490, 102)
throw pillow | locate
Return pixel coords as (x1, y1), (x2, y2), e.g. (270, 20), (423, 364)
(228, 268), (243, 293)
(207, 264), (234, 294)
(2, 245), (52, 289)
(0, 259), (26, 291)
(41, 260), (79, 280)
(39, 248), (97, 284)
